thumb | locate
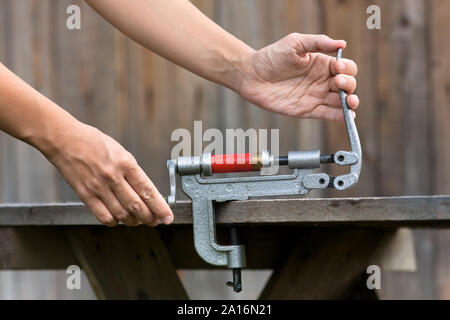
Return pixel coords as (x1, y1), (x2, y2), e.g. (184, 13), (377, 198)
(291, 33), (346, 55)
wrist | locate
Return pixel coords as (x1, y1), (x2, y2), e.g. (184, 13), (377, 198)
(24, 98), (84, 163)
(216, 40), (256, 94)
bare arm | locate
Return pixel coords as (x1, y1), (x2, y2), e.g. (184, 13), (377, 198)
(86, 0), (252, 93)
(87, 0), (359, 120)
(0, 63), (173, 226)
(0, 63), (73, 153)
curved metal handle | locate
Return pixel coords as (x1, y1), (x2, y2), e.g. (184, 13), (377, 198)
(166, 160), (177, 207)
(333, 48), (362, 190)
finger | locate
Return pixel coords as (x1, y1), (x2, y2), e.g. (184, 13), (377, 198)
(84, 197), (118, 227)
(347, 94), (360, 110)
(329, 74), (357, 94)
(112, 178), (160, 227)
(307, 105), (356, 121)
(98, 188), (139, 226)
(322, 92), (360, 111)
(125, 166), (174, 225)
(293, 33), (346, 54)
(322, 92), (341, 108)
(330, 58), (358, 76)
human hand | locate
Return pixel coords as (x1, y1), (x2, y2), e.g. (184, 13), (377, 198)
(239, 33), (359, 121)
(44, 121), (173, 227)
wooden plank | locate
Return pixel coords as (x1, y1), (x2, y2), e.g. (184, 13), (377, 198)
(431, 3), (450, 194)
(376, 0), (405, 196)
(0, 227), (78, 269)
(66, 226), (188, 299)
(0, 226), (188, 298)
(435, 229), (450, 299)
(430, 0), (450, 300)
(0, 0), (7, 61)
(0, 226), (300, 270)
(10, 1), (53, 203)
(259, 228), (393, 299)
(397, 2), (431, 195)
(51, 0), (85, 201)
(1, 1), (31, 203)
(375, 0), (436, 300)
(0, 196), (449, 226)
(160, 226), (296, 269)
(376, 0), (432, 195)
(323, 0), (378, 198)
(399, 0), (435, 300)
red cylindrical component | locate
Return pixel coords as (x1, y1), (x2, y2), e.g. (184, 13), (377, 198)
(211, 153), (259, 173)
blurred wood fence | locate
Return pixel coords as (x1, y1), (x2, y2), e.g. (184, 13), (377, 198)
(0, 0), (449, 299)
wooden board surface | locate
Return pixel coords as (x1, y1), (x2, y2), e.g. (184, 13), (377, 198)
(0, 196), (449, 226)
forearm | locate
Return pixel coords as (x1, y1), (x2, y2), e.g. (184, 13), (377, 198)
(86, 0), (254, 92)
(0, 63), (79, 159)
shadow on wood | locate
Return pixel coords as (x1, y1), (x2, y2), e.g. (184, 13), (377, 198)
(66, 226), (187, 299)
(260, 228), (394, 299)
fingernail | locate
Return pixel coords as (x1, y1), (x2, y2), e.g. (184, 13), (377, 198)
(162, 215), (173, 225)
(352, 111), (356, 119)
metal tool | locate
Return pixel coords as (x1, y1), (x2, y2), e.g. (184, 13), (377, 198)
(165, 48), (361, 292)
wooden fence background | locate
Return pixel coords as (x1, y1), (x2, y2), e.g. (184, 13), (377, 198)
(0, 0), (449, 299)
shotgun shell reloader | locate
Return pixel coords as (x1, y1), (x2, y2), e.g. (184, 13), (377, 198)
(165, 49), (362, 293)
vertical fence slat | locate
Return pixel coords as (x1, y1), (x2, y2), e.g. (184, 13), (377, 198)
(323, 0), (378, 198)
(430, 0), (450, 300)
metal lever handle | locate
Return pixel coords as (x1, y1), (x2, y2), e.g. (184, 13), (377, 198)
(332, 48), (362, 190)
(166, 160), (177, 207)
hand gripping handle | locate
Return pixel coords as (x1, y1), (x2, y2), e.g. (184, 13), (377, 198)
(332, 48), (362, 190)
